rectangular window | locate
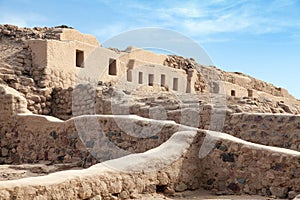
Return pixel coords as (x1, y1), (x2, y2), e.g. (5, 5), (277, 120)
(76, 50), (84, 68)
(138, 72), (143, 84)
(148, 74), (154, 86)
(248, 89), (253, 97)
(109, 58), (117, 75)
(231, 90), (236, 97)
(173, 77), (178, 91)
(161, 74), (166, 87)
(127, 70), (132, 82)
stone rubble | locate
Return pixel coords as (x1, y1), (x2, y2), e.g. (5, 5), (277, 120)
(1, 25), (300, 199)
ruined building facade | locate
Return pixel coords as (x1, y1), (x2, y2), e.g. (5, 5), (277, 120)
(1, 25), (300, 199)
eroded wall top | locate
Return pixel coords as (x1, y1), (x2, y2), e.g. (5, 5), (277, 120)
(57, 28), (100, 46)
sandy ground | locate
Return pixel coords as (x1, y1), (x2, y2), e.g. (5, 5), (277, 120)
(141, 189), (279, 200)
(0, 163), (82, 181)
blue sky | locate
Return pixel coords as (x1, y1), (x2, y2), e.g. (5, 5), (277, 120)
(1, 0), (300, 98)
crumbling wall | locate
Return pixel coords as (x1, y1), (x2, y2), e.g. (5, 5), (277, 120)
(0, 130), (202, 200)
(51, 87), (74, 119)
(50, 84), (230, 132)
(59, 28), (99, 46)
(0, 25), (105, 117)
(0, 114), (182, 166)
(223, 113), (300, 151)
(164, 55), (195, 72)
(198, 131), (300, 199)
(0, 128), (300, 199)
(222, 71), (297, 100)
(0, 24), (62, 42)
(163, 55), (207, 93)
(126, 47), (166, 65)
(0, 26), (67, 115)
(51, 84), (100, 119)
(164, 55), (298, 102)
(0, 84), (29, 118)
(0, 114), (95, 166)
(0, 73), (53, 115)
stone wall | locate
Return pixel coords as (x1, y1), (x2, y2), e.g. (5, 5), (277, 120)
(0, 27), (63, 115)
(2, 24), (299, 118)
(1, 25), (106, 117)
(164, 55), (299, 102)
(0, 131), (201, 200)
(198, 131), (300, 199)
(223, 113), (300, 151)
(50, 85), (230, 132)
(0, 126), (300, 199)
(0, 58), (54, 115)
(0, 114), (95, 166)
(34, 82), (300, 138)
(222, 72), (292, 98)
(51, 84), (100, 119)
(0, 113), (184, 166)
(227, 95), (300, 114)
(0, 85), (29, 118)
(4, 43), (33, 78)
(51, 87), (74, 119)
(163, 55), (209, 93)
(0, 24), (62, 42)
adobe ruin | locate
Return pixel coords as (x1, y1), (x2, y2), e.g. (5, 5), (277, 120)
(1, 24), (300, 199)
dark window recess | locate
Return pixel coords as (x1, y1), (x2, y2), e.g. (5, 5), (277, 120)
(161, 74), (166, 87)
(138, 72), (143, 84)
(248, 89), (253, 97)
(127, 70), (132, 82)
(173, 77), (178, 91)
(108, 59), (117, 75)
(76, 50), (84, 68)
(231, 90), (236, 97)
(148, 74), (154, 86)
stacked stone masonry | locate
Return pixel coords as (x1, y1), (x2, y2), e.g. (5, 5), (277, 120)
(224, 113), (300, 151)
(0, 121), (300, 199)
(1, 25), (300, 199)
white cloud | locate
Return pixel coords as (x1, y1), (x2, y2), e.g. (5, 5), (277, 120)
(182, 12), (252, 35)
(159, 7), (204, 18)
(91, 0), (300, 44)
(151, 0), (300, 41)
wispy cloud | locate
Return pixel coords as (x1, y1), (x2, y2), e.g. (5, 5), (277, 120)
(158, 6), (205, 19)
(160, 1), (299, 35)
(102, 0), (300, 43)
